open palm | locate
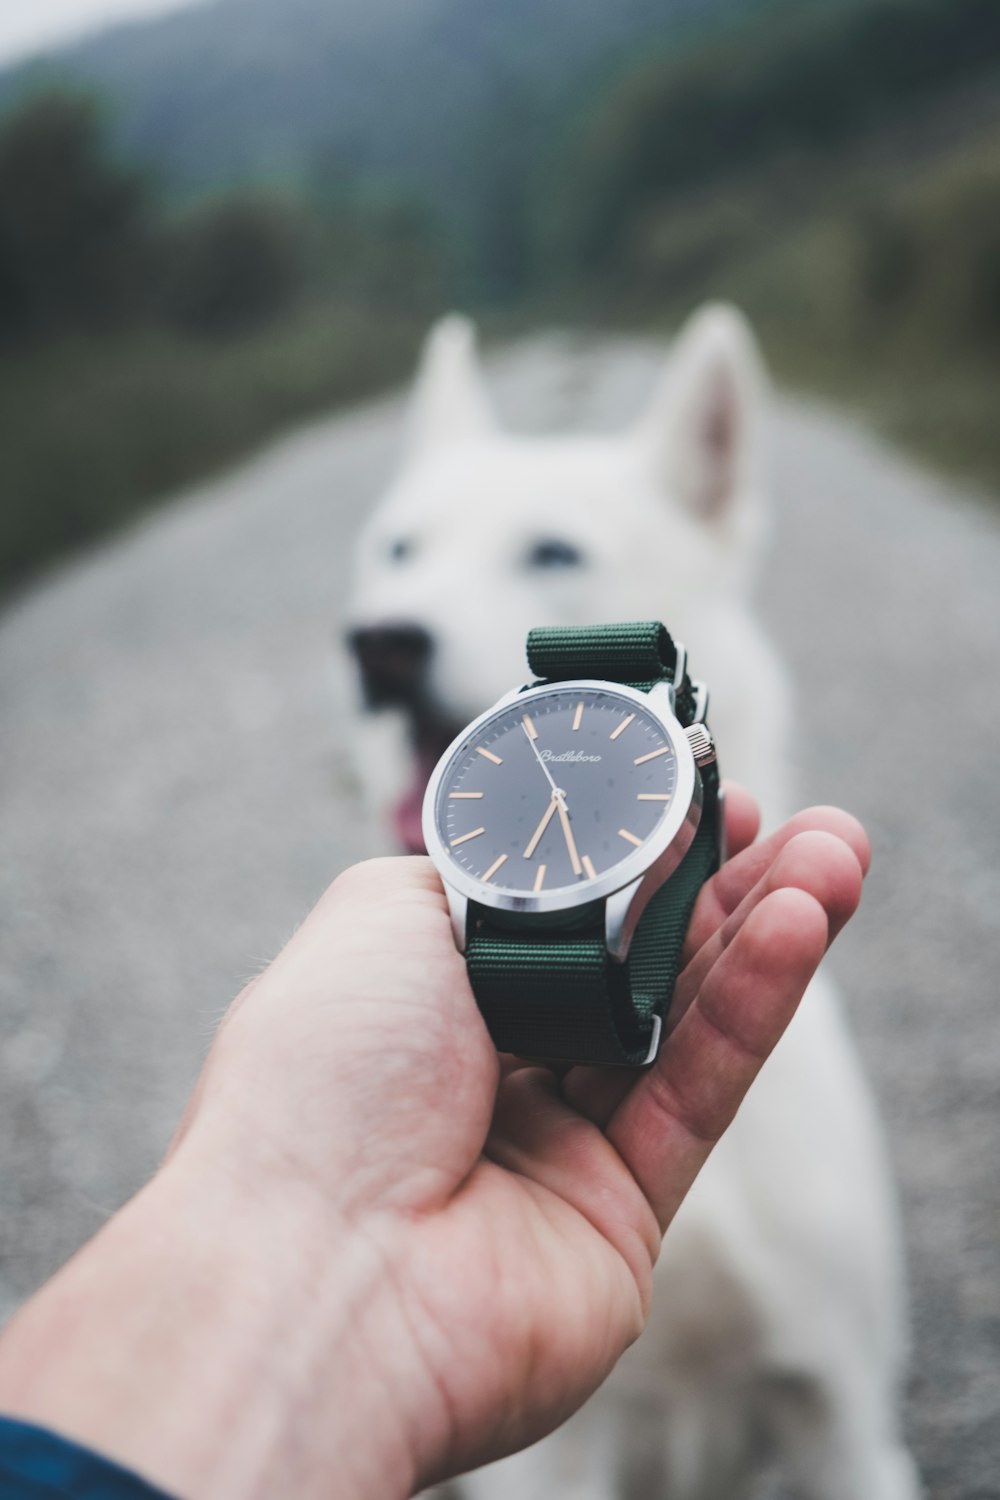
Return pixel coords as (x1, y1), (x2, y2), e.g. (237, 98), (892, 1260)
(181, 787), (869, 1492)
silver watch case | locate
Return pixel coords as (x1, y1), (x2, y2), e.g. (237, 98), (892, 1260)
(421, 677), (703, 965)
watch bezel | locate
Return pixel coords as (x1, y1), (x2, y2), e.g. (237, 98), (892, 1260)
(421, 677), (701, 918)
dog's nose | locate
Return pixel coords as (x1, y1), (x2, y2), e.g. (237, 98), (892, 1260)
(347, 622), (434, 706)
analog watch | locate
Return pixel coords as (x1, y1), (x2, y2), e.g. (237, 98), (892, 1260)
(422, 621), (721, 1066)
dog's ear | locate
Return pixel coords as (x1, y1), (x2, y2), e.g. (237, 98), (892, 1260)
(404, 314), (495, 458)
(636, 303), (765, 526)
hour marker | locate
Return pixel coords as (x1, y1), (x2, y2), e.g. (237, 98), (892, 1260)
(476, 746), (503, 765)
(522, 714), (538, 740)
(582, 854), (597, 879)
(637, 792), (671, 801)
(451, 826), (486, 846)
(618, 827), (643, 847)
(482, 853), (508, 883)
(451, 791), (483, 799)
(609, 713), (635, 741)
(533, 863), (546, 892)
(634, 746), (670, 766)
(572, 702), (584, 731)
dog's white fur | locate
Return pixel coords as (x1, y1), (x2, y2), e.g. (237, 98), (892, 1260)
(345, 309), (920, 1499)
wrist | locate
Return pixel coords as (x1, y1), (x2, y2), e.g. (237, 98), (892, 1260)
(0, 1150), (442, 1500)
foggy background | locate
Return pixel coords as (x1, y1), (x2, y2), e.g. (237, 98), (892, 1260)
(1, 0), (998, 598)
(1, 2), (998, 1497)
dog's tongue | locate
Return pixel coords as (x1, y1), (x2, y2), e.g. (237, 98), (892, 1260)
(392, 748), (438, 853)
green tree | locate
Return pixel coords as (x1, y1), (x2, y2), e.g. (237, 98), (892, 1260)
(160, 195), (306, 337)
(0, 92), (150, 341)
(557, 0), (1000, 274)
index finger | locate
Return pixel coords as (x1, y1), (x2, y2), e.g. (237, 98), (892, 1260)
(684, 803), (870, 960)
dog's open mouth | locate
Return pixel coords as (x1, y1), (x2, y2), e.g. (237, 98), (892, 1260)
(392, 709), (463, 854)
(347, 623), (465, 853)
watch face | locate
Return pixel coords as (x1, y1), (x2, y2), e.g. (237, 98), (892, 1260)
(427, 685), (685, 899)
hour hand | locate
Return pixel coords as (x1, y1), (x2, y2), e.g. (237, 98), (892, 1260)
(524, 792), (559, 860)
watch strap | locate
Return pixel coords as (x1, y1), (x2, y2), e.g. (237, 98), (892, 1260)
(526, 620), (699, 725)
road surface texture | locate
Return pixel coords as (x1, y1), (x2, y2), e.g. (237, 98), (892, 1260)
(1, 335), (998, 1498)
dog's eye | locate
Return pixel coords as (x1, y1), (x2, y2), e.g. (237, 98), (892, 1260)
(387, 538), (413, 563)
(526, 538), (585, 571)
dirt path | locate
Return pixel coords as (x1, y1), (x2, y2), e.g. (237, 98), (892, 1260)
(1, 335), (997, 1497)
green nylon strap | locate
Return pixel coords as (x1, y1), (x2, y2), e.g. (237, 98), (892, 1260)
(527, 620), (698, 726)
(465, 622), (721, 1068)
(527, 620), (675, 686)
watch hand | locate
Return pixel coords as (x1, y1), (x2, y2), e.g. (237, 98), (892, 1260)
(523, 792), (559, 860)
(522, 719), (560, 797)
(555, 792), (583, 877)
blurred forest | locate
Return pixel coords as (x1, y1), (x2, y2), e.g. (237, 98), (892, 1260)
(0, 0), (998, 598)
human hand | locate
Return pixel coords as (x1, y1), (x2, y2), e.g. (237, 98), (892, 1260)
(0, 789), (869, 1500)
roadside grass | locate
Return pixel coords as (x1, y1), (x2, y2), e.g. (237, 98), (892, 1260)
(0, 300), (425, 603)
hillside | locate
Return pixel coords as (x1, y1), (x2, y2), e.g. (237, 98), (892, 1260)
(0, 0), (741, 209)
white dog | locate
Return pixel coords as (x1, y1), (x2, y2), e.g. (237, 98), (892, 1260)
(344, 309), (919, 1499)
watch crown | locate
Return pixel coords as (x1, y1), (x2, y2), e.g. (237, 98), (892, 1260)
(684, 722), (716, 768)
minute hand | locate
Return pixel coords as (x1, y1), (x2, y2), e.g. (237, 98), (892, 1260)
(555, 791), (582, 877)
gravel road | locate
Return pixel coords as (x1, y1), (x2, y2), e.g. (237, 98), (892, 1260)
(1, 335), (998, 1498)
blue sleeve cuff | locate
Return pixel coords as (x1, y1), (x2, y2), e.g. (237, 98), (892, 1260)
(0, 1415), (177, 1499)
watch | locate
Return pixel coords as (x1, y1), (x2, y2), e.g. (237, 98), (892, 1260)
(421, 621), (722, 1067)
